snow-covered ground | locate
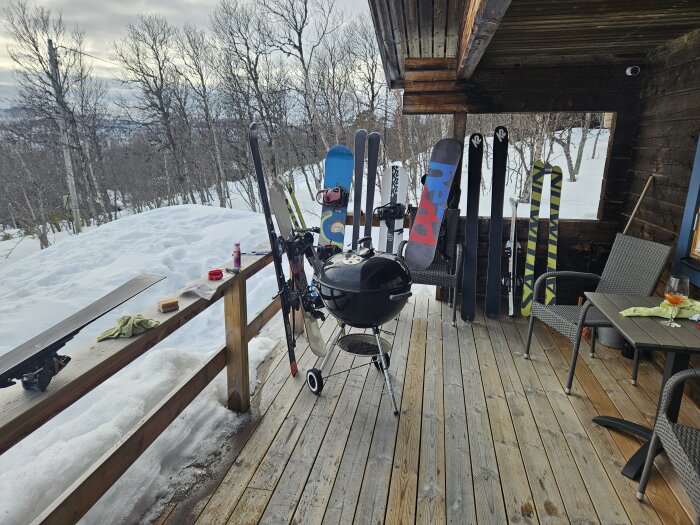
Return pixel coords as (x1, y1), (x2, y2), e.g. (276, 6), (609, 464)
(0, 205), (280, 524)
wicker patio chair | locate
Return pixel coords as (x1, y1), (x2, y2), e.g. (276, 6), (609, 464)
(399, 207), (463, 325)
(637, 368), (700, 524)
(523, 233), (671, 394)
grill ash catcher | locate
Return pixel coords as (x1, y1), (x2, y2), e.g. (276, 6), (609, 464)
(308, 237), (412, 415)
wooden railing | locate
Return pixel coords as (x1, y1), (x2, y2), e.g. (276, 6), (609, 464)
(0, 253), (282, 524)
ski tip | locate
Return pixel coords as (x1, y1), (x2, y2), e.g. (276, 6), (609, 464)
(290, 361), (298, 377)
(327, 144), (354, 158)
(249, 122), (259, 140)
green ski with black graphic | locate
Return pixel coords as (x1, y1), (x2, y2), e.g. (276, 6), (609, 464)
(545, 166), (563, 305)
(521, 160), (546, 316)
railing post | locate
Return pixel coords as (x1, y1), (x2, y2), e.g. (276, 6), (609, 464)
(225, 275), (249, 412)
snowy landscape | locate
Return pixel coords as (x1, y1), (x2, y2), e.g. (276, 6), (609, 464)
(0, 127), (608, 523)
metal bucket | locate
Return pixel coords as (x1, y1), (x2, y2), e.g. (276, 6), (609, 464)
(597, 326), (632, 351)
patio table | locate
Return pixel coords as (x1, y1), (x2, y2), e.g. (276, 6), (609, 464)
(585, 292), (700, 480)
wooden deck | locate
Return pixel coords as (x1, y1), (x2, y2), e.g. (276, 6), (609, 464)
(158, 296), (698, 524)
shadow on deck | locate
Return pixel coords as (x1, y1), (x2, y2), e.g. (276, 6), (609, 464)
(156, 296), (696, 524)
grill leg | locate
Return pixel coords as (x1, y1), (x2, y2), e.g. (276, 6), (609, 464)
(524, 312), (536, 360)
(374, 327), (399, 415)
(320, 323), (344, 374)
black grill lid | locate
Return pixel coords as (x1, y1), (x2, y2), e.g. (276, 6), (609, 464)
(317, 249), (411, 293)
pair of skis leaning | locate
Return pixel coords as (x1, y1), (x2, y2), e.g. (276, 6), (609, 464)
(460, 127), (510, 321)
(249, 123), (326, 376)
(521, 161), (563, 316)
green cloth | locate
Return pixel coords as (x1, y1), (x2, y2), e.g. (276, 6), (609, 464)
(97, 315), (160, 342)
(620, 298), (700, 319)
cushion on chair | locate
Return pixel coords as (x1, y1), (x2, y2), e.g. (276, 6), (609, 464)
(531, 303), (612, 341)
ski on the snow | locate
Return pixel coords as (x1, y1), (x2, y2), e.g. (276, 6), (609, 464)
(269, 179), (327, 357)
(318, 145), (354, 259)
(404, 138), (462, 271)
(377, 163), (408, 254)
(521, 160), (546, 317)
(545, 165), (563, 305)
(352, 129), (367, 250)
(504, 197), (520, 316)
(461, 133), (483, 322)
(363, 132), (381, 247)
(485, 126), (509, 318)
(249, 122), (300, 376)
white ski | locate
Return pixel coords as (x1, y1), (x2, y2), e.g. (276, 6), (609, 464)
(378, 163), (409, 254)
(269, 180), (327, 357)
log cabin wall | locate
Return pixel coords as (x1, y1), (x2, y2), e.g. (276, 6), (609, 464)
(621, 29), (700, 295)
(618, 29), (700, 400)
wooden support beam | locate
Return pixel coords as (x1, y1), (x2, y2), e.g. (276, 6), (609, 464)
(457, 0), (512, 79)
(225, 275), (249, 412)
(449, 112), (468, 209)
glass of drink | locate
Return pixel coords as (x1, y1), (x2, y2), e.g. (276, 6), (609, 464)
(663, 275), (689, 328)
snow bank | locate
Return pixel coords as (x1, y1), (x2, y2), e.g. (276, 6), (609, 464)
(0, 205), (279, 524)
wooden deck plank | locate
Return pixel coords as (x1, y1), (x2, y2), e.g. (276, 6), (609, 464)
(517, 318), (662, 525)
(252, 349), (357, 524)
(230, 341), (348, 507)
(582, 335), (696, 519)
(545, 324), (692, 525)
(385, 315), (427, 524)
(192, 297), (699, 525)
(471, 314), (537, 524)
(322, 307), (413, 525)
(290, 319), (399, 525)
(484, 313), (593, 524)
(441, 316), (476, 525)
(194, 321), (338, 524)
(500, 316), (629, 525)
(416, 298), (446, 524)
(352, 297), (419, 524)
(457, 318), (509, 524)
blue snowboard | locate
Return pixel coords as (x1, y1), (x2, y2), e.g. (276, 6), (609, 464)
(319, 145), (354, 250)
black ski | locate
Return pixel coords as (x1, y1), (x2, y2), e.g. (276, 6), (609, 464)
(352, 129), (367, 250)
(485, 126), (509, 318)
(460, 133), (483, 322)
(249, 122), (298, 377)
(363, 132), (381, 247)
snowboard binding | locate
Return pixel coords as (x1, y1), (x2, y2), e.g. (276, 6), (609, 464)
(374, 202), (405, 223)
(316, 187), (349, 208)
(14, 354), (71, 391)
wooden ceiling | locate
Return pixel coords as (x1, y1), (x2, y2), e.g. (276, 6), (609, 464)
(369, 0), (700, 96)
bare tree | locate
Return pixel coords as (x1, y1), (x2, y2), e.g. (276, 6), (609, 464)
(113, 14), (194, 202)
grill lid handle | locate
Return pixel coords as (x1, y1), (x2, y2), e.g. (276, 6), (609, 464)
(389, 292), (412, 301)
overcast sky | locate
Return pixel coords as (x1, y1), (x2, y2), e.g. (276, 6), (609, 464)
(0, 0), (369, 108)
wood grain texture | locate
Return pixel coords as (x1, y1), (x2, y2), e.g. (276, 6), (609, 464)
(226, 276), (249, 412)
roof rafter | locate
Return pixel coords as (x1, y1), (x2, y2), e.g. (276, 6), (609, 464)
(456, 0), (512, 79)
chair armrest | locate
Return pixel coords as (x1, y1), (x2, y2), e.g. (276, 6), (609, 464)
(397, 240), (408, 259)
(532, 271), (601, 304)
(659, 369), (700, 417)
(453, 243), (464, 277)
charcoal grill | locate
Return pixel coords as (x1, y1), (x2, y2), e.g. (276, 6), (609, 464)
(306, 243), (411, 415)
